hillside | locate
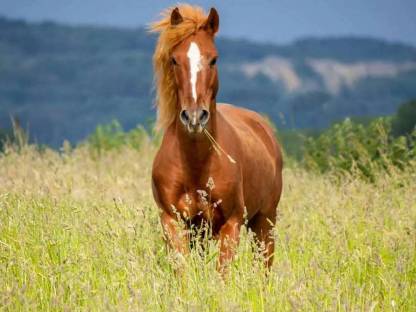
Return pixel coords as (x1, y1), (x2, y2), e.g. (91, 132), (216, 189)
(1, 17), (416, 146)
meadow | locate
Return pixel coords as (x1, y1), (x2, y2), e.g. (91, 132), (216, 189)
(0, 138), (415, 311)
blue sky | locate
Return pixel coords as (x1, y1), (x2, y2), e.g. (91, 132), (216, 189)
(1, 0), (415, 46)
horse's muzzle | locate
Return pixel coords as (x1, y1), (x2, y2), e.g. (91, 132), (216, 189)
(179, 108), (210, 133)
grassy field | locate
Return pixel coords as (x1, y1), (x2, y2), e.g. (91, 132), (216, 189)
(0, 142), (415, 311)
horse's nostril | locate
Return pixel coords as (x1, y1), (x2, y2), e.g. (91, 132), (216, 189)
(199, 109), (210, 125)
(180, 109), (190, 124)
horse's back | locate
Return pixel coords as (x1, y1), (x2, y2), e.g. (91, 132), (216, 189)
(218, 103), (283, 215)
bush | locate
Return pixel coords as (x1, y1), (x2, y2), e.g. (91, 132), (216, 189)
(86, 120), (151, 154)
(391, 99), (416, 137)
(276, 129), (319, 161)
(302, 100), (416, 180)
(303, 117), (415, 180)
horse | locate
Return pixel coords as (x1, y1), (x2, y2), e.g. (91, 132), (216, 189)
(150, 5), (283, 271)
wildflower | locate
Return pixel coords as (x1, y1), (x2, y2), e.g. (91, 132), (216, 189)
(206, 177), (215, 190)
(184, 193), (192, 205)
(213, 199), (222, 208)
(196, 189), (208, 205)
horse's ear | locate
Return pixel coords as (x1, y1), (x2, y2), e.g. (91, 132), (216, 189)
(171, 7), (183, 26)
(203, 8), (219, 35)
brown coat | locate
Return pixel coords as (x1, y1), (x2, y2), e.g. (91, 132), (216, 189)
(150, 5), (283, 270)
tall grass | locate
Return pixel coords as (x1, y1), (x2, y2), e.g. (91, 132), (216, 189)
(0, 139), (415, 310)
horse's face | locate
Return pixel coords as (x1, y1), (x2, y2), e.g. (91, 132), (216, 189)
(170, 8), (219, 133)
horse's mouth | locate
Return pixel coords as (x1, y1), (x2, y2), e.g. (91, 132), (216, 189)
(186, 122), (204, 134)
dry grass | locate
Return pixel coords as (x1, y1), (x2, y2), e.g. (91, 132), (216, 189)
(0, 143), (415, 311)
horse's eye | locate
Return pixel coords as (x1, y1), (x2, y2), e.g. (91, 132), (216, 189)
(209, 57), (217, 66)
(171, 57), (178, 66)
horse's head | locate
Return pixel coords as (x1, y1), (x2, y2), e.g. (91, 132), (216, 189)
(170, 8), (219, 134)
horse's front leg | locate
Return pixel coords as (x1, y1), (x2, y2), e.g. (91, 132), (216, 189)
(160, 211), (189, 257)
(217, 215), (243, 273)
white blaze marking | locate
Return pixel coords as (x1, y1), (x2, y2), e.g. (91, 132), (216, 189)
(186, 42), (202, 102)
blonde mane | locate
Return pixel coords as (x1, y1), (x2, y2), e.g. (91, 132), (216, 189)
(149, 5), (209, 130)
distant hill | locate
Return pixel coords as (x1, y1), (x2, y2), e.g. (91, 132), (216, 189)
(1, 17), (416, 146)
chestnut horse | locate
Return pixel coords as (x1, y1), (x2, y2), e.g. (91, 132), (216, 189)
(150, 5), (283, 270)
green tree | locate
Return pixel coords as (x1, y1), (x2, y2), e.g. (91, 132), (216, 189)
(391, 99), (416, 137)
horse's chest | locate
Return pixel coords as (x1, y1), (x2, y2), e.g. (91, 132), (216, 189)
(174, 185), (225, 229)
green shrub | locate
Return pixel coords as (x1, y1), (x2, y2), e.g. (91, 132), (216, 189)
(86, 120), (151, 154)
(276, 128), (320, 161)
(303, 117), (415, 180)
(391, 99), (416, 137)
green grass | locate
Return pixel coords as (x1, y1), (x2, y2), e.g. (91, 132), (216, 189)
(0, 143), (415, 311)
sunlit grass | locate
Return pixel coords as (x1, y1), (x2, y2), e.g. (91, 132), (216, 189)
(0, 143), (415, 311)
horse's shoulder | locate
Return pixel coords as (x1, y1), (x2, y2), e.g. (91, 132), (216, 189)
(217, 103), (273, 135)
(152, 126), (177, 176)
(218, 103), (266, 122)
(217, 103), (282, 163)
